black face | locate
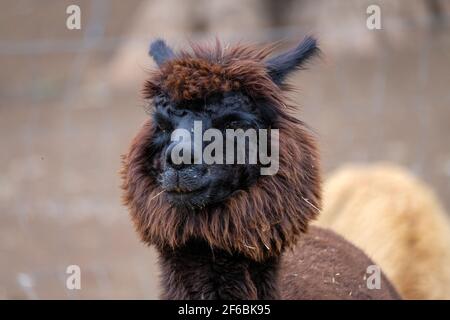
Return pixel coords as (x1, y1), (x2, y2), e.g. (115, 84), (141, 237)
(150, 92), (276, 209)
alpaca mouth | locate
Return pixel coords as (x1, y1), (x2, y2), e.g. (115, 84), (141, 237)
(165, 183), (210, 208)
(167, 186), (205, 194)
(165, 183), (209, 196)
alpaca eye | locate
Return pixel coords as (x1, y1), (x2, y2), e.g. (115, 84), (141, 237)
(225, 121), (241, 130)
(157, 121), (172, 133)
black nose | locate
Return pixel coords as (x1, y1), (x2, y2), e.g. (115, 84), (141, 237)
(165, 141), (198, 169)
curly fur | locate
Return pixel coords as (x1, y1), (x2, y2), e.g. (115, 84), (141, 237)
(144, 41), (290, 112)
(121, 38), (400, 300)
(122, 40), (321, 262)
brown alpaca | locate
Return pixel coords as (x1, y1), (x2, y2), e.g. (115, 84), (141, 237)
(121, 38), (400, 299)
(316, 164), (450, 299)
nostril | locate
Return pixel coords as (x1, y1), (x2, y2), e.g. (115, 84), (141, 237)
(165, 143), (188, 169)
(168, 160), (185, 170)
(166, 140), (198, 169)
(166, 146), (179, 168)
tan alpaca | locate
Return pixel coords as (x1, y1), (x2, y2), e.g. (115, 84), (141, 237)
(315, 164), (450, 299)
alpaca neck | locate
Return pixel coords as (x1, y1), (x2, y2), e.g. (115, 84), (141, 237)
(159, 239), (280, 300)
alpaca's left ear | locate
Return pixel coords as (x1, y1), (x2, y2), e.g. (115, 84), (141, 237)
(266, 36), (319, 85)
(149, 39), (175, 67)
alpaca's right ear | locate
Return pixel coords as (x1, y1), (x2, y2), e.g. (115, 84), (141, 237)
(266, 36), (319, 85)
(149, 39), (175, 67)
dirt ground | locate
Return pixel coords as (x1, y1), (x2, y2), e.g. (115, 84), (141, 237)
(1, 1), (449, 299)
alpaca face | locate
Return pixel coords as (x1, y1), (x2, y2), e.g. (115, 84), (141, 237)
(122, 37), (322, 259)
(151, 91), (270, 208)
(141, 38), (320, 210)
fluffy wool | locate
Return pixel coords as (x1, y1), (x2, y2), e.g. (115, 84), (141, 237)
(121, 38), (400, 300)
(316, 164), (450, 299)
(122, 40), (321, 262)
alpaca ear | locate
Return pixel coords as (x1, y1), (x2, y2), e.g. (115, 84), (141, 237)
(149, 39), (175, 67)
(266, 36), (319, 85)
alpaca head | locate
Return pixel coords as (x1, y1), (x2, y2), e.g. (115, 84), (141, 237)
(122, 37), (321, 261)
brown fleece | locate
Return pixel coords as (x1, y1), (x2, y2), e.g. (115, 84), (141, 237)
(122, 41), (321, 262)
(143, 42), (289, 112)
(121, 117), (320, 262)
(121, 40), (401, 300)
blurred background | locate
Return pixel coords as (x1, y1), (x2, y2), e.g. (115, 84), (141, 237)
(0, 0), (449, 299)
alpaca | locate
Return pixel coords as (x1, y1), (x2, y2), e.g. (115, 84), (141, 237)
(316, 164), (450, 299)
(121, 37), (400, 299)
